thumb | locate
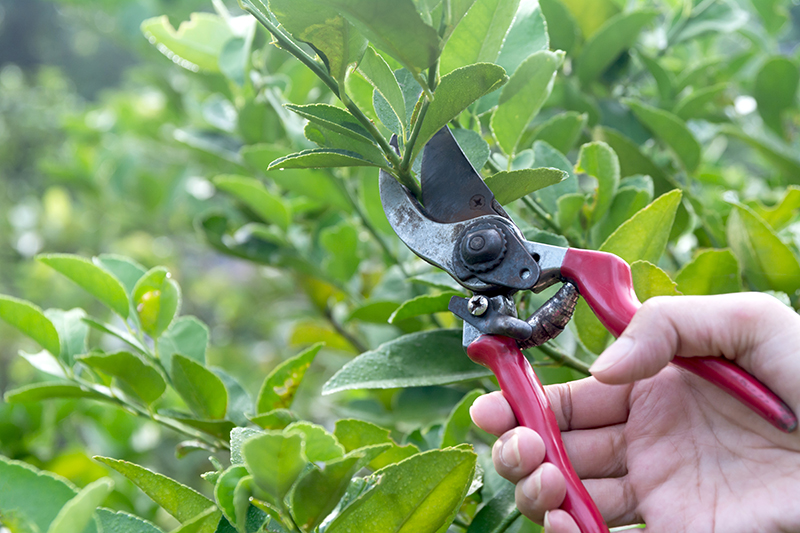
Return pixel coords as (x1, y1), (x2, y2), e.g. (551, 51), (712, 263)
(586, 293), (794, 386)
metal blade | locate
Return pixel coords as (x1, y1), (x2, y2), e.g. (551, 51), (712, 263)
(420, 126), (497, 223)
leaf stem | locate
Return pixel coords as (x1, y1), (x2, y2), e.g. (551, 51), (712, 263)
(324, 306), (368, 353)
(521, 196), (563, 235)
(531, 343), (591, 375)
(495, 509), (522, 533)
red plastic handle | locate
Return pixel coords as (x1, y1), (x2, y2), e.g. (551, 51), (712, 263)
(468, 335), (608, 533)
(561, 248), (797, 433)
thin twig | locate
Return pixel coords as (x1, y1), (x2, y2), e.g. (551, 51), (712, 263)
(532, 343), (591, 375)
(324, 306), (368, 353)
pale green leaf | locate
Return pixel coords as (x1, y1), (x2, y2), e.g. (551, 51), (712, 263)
(560, 0), (620, 38)
(524, 112), (587, 155)
(669, 0), (747, 44)
(539, 0), (579, 54)
(320, 220), (360, 282)
(169, 506), (221, 533)
(158, 316), (209, 369)
(630, 261), (680, 302)
(440, 0), (521, 75)
(213, 175), (290, 231)
(249, 409), (299, 430)
(496, 0), (549, 75)
(285, 421), (345, 462)
(322, 330), (492, 393)
(0, 296), (60, 356)
(47, 478), (113, 533)
(215, 466), (249, 528)
(748, 186), (800, 230)
(347, 301), (401, 324)
(575, 141), (619, 225)
(334, 419), (419, 470)
(485, 167), (567, 205)
(358, 47), (406, 133)
(452, 128), (491, 172)
(141, 13), (233, 73)
(4, 382), (106, 403)
(94, 456), (214, 523)
(93, 255), (147, 297)
(576, 10), (657, 85)
(257, 343), (322, 413)
(95, 509), (164, 533)
(389, 292), (461, 323)
(242, 432), (307, 509)
(491, 51), (563, 155)
(76, 352), (166, 405)
(283, 103), (372, 141)
(268, 148), (380, 170)
(171, 354), (228, 420)
(38, 254), (129, 318)
(44, 308), (88, 366)
(304, 123), (387, 167)
(673, 83), (728, 121)
(675, 249), (742, 295)
(726, 204), (800, 295)
(132, 267), (181, 338)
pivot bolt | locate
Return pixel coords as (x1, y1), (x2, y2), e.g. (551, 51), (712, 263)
(468, 295), (489, 316)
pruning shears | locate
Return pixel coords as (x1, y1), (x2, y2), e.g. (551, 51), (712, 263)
(379, 126), (798, 533)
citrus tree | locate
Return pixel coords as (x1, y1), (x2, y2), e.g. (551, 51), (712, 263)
(1, 0), (799, 532)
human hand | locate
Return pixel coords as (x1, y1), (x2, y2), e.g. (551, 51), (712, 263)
(470, 293), (800, 532)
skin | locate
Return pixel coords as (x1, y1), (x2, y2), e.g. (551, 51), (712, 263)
(470, 293), (800, 533)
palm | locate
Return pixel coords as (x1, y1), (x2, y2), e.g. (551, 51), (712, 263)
(620, 366), (800, 532)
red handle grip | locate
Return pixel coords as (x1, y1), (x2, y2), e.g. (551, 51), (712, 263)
(561, 248), (797, 433)
(468, 335), (608, 533)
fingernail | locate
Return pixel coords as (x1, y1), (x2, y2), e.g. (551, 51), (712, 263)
(590, 336), (634, 374)
(522, 467), (543, 500)
(544, 510), (552, 531)
(499, 433), (520, 467)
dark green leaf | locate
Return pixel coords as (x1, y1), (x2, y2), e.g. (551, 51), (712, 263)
(575, 141), (619, 225)
(304, 123), (387, 166)
(159, 411), (235, 439)
(268, 148), (380, 170)
(171, 354), (228, 420)
(539, 0), (579, 55)
(452, 128), (491, 172)
(140, 13), (234, 73)
(389, 292), (461, 324)
(213, 368), (253, 427)
(719, 125), (800, 185)
(675, 249), (742, 295)
(94, 456), (214, 523)
(592, 126), (673, 194)
(257, 343), (322, 413)
(76, 351), (166, 405)
(755, 56), (799, 137)
(324, 448), (476, 533)
(358, 47), (406, 133)
(334, 419), (419, 470)
(96, 509), (164, 533)
(465, 484), (515, 533)
(485, 167), (567, 205)
(637, 52), (673, 103)
(576, 10), (657, 85)
(213, 175), (291, 231)
(726, 204), (800, 294)
(410, 63), (509, 164)
(491, 51), (563, 155)
(626, 99), (701, 173)
(440, 0), (521, 75)
(441, 389), (483, 448)
(132, 267), (181, 338)
(288, 453), (360, 532)
(322, 329), (491, 393)
(283, 104), (372, 141)
(38, 254), (129, 318)
(346, 301), (401, 324)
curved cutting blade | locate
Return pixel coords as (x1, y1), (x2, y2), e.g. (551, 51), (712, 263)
(420, 127), (497, 223)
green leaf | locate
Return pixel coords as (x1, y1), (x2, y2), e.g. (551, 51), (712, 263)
(94, 456), (214, 523)
(491, 51), (563, 156)
(19, 350), (68, 379)
(410, 63), (509, 164)
(560, 0), (619, 38)
(669, 0), (747, 45)
(230, 428), (265, 466)
(285, 421), (345, 462)
(630, 261), (680, 302)
(283, 103), (372, 141)
(524, 112), (587, 155)
(159, 411), (235, 439)
(576, 141), (620, 225)
(539, 0), (579, 55)
(324, 0), (441, 75)
(675, 249), (742, 296)
(304, 123), (387, 166)
(95, 509), (164, 533)
(626, 99), (701, 173)
(496, 0), (549, 75)
(269, 0), (367, 83)
(322, 329), (491, 393)
(637, 52), (673, 103)
(288, 452), (361, 532)
(358, 47), (406, 133)
(213, 368), (253, 427)
(215, 466), (250, 528)
(531, 141), (577, 212)
(257, 343), (322, 413)
(748, 186), (800, 230)
(672, 83), (727, 121)
(132, 267), (181, 338)
(242, 431), (307, 509)
(334, 419), (419, 470)
(749, 0), (789, 34)
(0, 455), (80, 533)
(213, 175), (291, 231)
(44, 308), (87, 366)
(219, 36), (249, 87)
(574, 190), (682, 353)
(485, 167), (567, 205)
(592, 127), (673, 194)
(440, 0), (521, 75)
(389, 292), (461, 324)
(324, 448), (476, 533)
(452, 128), (491, 172)
(321, 220), (360, 282)
(719, 125), (800, 185)
(576, 10), (657, 86)
(93, 255), (147, 297)
(141, 13), (234, 73)
(465, 484), (515, 533)
(76, 352), (166, 405)
(171, 354), (228, 420)
(346, 301), (401, 324)
(249, 409), (298, 430)
(4, 382), (106, 403)
(37, 254), (129, 318)
(755, 56), (799, 137)
(726, 204), (800, 294)
(268, 148), (380, 170)
(441, 389), (483, 448)
(47, 478), (113, 533)
(592, 186), (652, 246)
(169, 506), (221, 533)
(158, 316), (209, 369)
